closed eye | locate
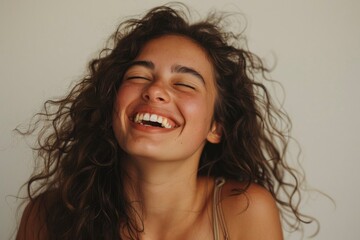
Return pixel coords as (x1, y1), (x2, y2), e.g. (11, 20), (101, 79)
(174, 83), (196, 90)
(125, 76), (151, 81)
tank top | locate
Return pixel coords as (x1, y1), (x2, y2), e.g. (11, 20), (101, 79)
(212, 177), (230, 240)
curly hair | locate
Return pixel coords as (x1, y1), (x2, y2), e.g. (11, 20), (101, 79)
(19, 3), (314, 239)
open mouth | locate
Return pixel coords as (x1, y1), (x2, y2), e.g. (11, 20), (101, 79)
(132, 113), (177, 129)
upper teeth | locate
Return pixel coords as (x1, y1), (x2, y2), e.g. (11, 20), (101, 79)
(134, 113), (173, 129)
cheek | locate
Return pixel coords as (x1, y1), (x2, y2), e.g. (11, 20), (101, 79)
(180, 96), (214, 126)
(115, 84), (139, 111)
(112, 86), (135, 133)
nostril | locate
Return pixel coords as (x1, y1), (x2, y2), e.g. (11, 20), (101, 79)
(142, 87), (169, 103)
(156, 96), (165, 101)
(144, 94), (150, 100)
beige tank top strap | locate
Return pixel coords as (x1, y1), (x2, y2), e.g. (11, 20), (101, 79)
(212, 177), (230, 240)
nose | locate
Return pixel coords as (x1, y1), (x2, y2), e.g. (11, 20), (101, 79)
(142, 81), (170, 103)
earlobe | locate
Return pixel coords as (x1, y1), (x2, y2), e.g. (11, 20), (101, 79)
(207, 122), (222, 144)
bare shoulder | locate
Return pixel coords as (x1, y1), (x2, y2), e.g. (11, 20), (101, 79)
(220, 180), (283, 240)
(16, 191), (56, 240)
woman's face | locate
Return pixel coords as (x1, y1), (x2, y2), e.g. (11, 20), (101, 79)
(113, 35), (220, 164)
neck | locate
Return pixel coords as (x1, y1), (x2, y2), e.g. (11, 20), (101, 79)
(122, 156), (212, 235)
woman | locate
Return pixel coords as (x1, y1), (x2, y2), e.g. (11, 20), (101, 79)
(17, 4), (311, 240)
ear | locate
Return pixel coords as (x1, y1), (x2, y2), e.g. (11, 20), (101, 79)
(207, 122), (222, 144)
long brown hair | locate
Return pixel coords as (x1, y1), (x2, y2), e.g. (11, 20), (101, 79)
(19, 3), (314, 239)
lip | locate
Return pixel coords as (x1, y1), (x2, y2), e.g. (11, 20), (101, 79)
(127, 105), (181, 130)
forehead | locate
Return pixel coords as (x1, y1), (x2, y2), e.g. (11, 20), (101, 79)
(136, 34), (215, 76)
(139, 34), (208, 55)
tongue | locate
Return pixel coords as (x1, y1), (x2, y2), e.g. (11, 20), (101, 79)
(142, 120), (163, 128)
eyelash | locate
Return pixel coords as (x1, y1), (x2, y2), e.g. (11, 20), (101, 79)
(125, 75), (196, 90)
(126, 76), (150, 81)
(174, 83), (195, 90)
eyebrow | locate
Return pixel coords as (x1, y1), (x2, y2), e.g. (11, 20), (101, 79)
(127, 60), (155, 70)
(171, 65), (205, 84)
(127, 61), (205, 84)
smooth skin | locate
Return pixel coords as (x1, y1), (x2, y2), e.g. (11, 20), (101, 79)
(17, 35), (283, 240)
(112, 35), (283, 240)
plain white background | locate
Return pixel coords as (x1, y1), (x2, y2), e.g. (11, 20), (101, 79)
(1, 0), (359, 239)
